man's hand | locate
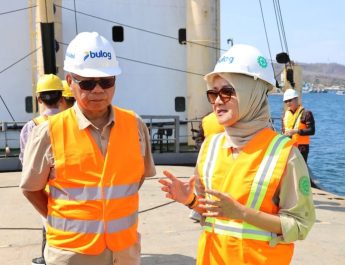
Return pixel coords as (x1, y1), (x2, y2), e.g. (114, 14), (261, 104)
(284, 129), (298, 137)
(22, 189), (48, 218)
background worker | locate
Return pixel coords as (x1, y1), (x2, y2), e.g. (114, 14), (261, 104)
(19, 74), (63, 163)
(60, 80), (76, 110)
(20, 32), (155, 265)
(282, 88), (315, 162)
(19, 73), (64, 265)
(159, 44), (315, 265)
(193, 112), (224, 150)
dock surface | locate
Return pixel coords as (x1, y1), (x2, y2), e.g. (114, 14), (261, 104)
(1, 166), (344, 265)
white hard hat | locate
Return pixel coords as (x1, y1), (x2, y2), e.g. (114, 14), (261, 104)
(283, 88), (299, 101)
(64, 32), (121, 77)
(204, 44), (276, 89)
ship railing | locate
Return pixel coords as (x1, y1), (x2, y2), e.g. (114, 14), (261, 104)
(142, 115), (202, 154)
(142, 115), (180, 153)
(0, 121), (25, 157)
(0, 116), (204, 156)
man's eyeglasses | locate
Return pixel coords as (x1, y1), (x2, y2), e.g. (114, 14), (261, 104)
(206, 86), (235, 104)
(71, 75), (115, 91)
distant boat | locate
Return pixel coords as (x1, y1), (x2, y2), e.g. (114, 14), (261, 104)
(302, 83), (313, 93)
(302, 87), (313, 94)
(310, 88), (328, 93)
(336, 90), (345, 96)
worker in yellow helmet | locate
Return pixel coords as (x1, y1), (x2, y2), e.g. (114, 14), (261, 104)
(19, 73), (63, 265)
(20, 74), (63, 162)
(60, 80), (76, 110)
(202, 112), (224, 137)
(194, 112), (224, 150)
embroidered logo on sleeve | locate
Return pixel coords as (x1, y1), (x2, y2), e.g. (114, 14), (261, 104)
(299, 176), (311, 196)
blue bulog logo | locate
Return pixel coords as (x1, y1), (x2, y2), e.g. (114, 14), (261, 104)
(83, 50), (112, 61)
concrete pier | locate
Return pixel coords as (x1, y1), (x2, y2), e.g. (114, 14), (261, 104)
(1, 166), (344, 265)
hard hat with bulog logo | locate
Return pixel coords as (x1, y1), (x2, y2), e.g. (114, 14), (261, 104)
(204, 44), (276, 89)
(63, 32), (121, 77)
(62, 80), (74, 98)
(36, 74), (63, 93)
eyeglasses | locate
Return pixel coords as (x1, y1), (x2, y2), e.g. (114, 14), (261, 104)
(206, 86), (235, 104)
(71, 75), (115, 91)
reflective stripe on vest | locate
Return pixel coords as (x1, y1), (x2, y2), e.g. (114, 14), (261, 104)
(107, 212), (138, 233)
(204, 218), (277, 241)
(247, 135), (289, 210)
(50, 183), (139, 201)
(203, 134), (289, 241)
(47, 211), (138, 234)
(202, 133), (223, 198)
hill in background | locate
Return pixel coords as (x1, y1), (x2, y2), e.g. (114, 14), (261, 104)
(274, 62), (345, 87)
(299, 63), (345, 87)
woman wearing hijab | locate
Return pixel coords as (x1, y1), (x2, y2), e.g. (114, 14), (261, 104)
(159, 44), (315, 265)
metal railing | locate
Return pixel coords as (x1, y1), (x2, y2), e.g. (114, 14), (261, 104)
(0, 117), (204, 156)
(0, 121), (25, 157)
(142, 115), (181, 153)
(141, 115), (204, 154)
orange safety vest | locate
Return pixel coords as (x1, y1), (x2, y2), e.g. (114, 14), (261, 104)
(197, 128), (294, 265)
(47, 106), (144, 255)
(283, 106), (310, 146)
(202, 112), (224, 138)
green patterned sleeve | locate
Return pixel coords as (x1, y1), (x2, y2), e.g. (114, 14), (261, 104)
(269, 147), (316, 246)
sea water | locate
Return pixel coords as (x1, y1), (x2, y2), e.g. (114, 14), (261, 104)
(268, 92), (345, 196)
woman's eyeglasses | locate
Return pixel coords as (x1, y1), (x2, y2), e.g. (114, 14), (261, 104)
(206, 86), (235, 104)
(71, 75), (115, 91)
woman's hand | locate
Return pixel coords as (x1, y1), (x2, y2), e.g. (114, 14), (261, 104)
(199, 189), (245, 220)
(158, 170), (196, 205)
(200, 189), (283, 234)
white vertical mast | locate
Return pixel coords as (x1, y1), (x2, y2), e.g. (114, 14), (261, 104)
(186, 0), (220, 143)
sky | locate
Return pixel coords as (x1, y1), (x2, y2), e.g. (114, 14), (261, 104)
(220, 0), (345, 66)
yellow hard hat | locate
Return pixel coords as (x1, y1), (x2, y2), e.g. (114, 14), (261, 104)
(36, 74), (63, 93)
(62, 80), (74, 98)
